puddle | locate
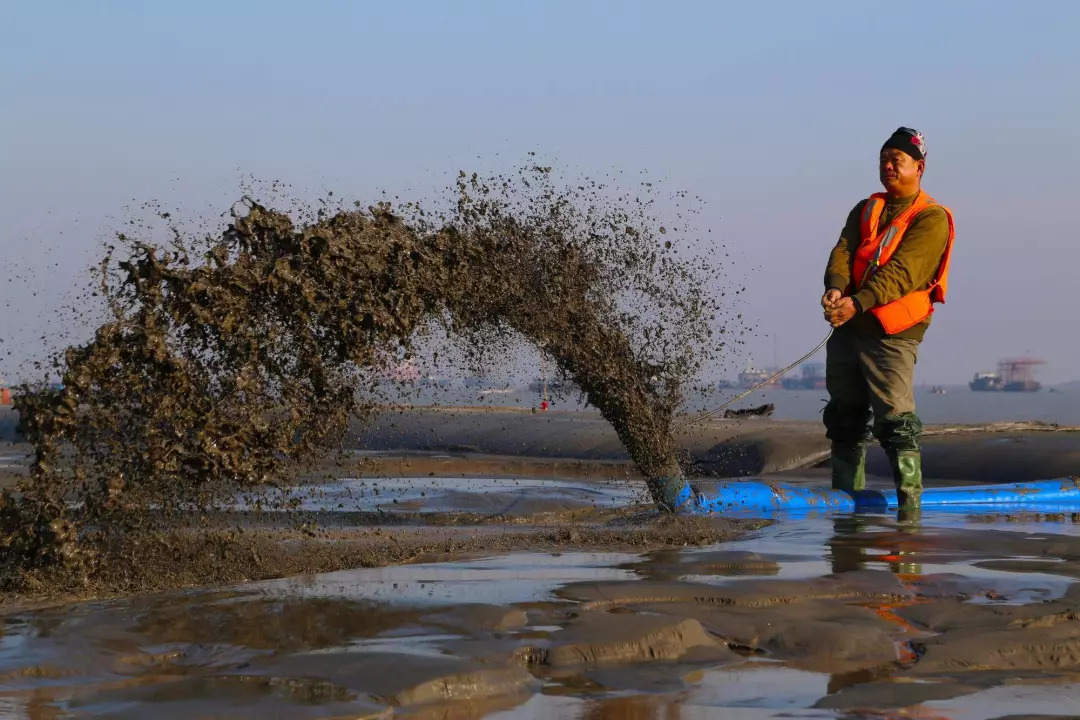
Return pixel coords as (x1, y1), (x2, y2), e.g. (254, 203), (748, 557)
(248, 551), (644, 605)
(240, 475), (644, 516)
(684, 514), (1078, 603)
(3, 478), (1080, 718)
(687, 664), (830, 708)
(924, 683), (1080, 719)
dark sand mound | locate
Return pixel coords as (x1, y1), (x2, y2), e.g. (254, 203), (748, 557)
(351, 407), (1080, 482)
(520, 611), (738, 667)
(6, 406), (1077, 484)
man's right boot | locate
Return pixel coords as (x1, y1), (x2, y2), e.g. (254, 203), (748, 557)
(830, 442), (866, 492)
(887, 449), (923, 509)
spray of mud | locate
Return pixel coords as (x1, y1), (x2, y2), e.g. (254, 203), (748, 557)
(1, 164), (740, 589)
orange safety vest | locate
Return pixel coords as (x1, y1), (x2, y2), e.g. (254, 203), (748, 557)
(851, 190), (955, 335)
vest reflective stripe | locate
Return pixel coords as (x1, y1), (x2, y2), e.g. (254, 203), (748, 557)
(873, 226), (899, 267)
(850, 190), (956, 335)
(861, 197), (884, 243)
(861, 200), (876, 225)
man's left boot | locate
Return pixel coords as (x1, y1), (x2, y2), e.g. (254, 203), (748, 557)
(889, 450), (923, 510)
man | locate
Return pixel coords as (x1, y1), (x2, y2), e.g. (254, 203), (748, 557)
(821, 127), (955, 509)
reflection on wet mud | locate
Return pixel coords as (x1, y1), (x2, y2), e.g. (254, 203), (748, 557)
(2, 500), (1080, 717)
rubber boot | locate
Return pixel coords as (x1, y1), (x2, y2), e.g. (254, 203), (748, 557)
(896, 506), (922, 525)
(889, 450), (923, 509)
(830, 443), (867, 492)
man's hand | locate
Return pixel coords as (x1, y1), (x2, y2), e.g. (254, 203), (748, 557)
(824, 297), (857, 327)
(821, 288), (842, 309)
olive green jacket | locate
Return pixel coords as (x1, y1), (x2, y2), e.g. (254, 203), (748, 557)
(824, 191), (950, 341)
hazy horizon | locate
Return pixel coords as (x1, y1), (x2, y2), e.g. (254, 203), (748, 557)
(3, 1), (1078, 386)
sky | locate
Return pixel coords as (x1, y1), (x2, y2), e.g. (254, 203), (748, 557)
(2, 0), (1079, 385)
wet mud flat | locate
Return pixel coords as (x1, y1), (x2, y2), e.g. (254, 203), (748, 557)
(0, 472), (759, 605)
(1, 409), (1078, 602)
(2, 411), (1079, 717)
(3, 492), (1080, 719)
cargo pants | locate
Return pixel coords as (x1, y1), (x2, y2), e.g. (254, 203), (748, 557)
(823, 325), (923, 504)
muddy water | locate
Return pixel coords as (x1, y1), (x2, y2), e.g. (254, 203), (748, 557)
(3, 477), (1080, 719)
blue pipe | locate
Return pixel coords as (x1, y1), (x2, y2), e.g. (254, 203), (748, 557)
(662, 477), (1080, 516)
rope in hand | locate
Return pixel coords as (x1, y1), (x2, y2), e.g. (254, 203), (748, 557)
(675, 328), (834, 430)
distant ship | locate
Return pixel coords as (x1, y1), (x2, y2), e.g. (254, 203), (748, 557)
(969, 372), (1004, 392)
(737, 356), (782, 389)
(738, 368), (781, 389)
(781, 363), (825, 390)
(970, 358), (1044, 392)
